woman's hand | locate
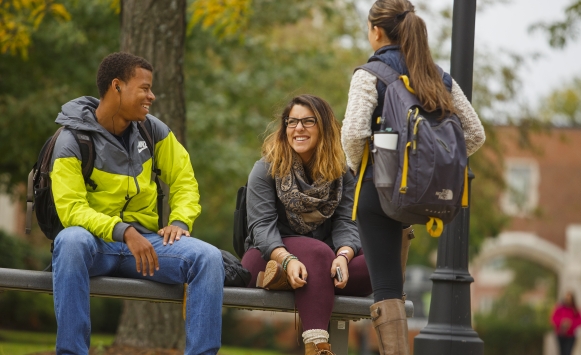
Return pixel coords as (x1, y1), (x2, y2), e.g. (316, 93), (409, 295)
(286, 259), (308, 289)
(331, 256), (349, 289)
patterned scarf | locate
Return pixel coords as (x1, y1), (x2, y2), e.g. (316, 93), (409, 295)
(275, 154), (343, 234)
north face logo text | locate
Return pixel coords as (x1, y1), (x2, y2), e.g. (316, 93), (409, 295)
(137, 141), (147, 153)
(435, 189), (453, 200)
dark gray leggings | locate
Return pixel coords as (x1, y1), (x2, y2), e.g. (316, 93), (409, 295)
(356, 180), (403, 302)
(558, 336), (576, 355)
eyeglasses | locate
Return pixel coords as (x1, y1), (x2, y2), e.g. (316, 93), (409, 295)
(284, 116), (317, 128)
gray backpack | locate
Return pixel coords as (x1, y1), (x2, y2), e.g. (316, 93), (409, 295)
(354, 61), (468, 237)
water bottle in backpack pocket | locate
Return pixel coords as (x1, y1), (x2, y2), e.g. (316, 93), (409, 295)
(372, 130), (399, 201)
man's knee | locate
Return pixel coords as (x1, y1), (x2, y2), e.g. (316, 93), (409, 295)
(198, 242), (223, 268)
(53, 227), (95, 255)
(188, 240), (223, 279)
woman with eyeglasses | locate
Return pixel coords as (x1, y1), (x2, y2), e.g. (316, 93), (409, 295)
(241, 94), (372, 355)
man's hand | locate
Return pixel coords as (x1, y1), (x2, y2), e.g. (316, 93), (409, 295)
(124, 226), (159, 276)
(286, 260), (308, 289)
(158, 225), (190, 246)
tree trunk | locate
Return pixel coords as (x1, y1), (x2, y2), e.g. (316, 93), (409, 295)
(115, 0), (187, 349)
(120, 0), (187, 145)
(114, 300), (186, 349)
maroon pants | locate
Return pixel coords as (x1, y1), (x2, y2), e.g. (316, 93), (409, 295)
(241, 236), (372, 331)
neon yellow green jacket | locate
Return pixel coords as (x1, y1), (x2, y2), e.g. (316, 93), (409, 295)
(50, 96), (201, 242)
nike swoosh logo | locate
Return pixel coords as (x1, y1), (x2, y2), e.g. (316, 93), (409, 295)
(138, 146), (147, 153)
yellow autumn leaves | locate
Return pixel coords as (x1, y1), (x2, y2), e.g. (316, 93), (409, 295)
(0, 0), (252, 60)
(0, 0), (70, 59)
(189, 0), (251, 39)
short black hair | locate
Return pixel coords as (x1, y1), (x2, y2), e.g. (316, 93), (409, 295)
(96, 52), (153, 98)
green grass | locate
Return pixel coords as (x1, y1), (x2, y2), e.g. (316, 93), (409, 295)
(218, 346), (284, 355)
(0, 329), (114, 355)
(0, 330), (287, 355)
(218, 347), (285, 355)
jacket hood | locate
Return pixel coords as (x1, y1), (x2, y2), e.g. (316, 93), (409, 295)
(55, 96), (103, 132)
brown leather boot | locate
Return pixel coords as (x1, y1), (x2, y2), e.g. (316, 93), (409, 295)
(401, 226), (414, 300)
(370, 299), (409, 355)
(256, 260), (292, 291)
(305, 342), (335, 355)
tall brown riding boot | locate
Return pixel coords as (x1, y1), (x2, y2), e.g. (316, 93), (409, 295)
(370, 299), (410, 355)
(401, 226), (414, 300)
(304, 342), (335, 355)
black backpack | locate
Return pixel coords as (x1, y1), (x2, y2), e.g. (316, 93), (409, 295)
(25, 119), (163, 240)
(232, 184), (248, 258)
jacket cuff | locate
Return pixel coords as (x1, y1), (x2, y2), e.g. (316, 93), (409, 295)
(335, 243), (360, 256)
(170, 220), (189, 232)
(113, 222), (131, 243)
(263, 241), (287, 262)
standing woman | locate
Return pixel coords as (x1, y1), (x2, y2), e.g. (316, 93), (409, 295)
(341, 1), (486, 354)
(242, 95), (372, 355)
(551, 291), (581, 355)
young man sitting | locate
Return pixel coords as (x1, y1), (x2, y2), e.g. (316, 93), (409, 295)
(50, 52), (224, 355)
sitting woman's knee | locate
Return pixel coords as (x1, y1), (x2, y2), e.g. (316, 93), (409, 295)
(299, 240), (335, 268)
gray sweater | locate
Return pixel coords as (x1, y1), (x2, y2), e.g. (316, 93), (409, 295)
(246, 159), (361, 261)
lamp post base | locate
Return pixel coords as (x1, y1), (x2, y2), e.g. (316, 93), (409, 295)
(414, 334), (483, 355)
(413, 271), (483, 355)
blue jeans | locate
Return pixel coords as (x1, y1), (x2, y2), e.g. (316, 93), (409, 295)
(52, 226), (224, 355)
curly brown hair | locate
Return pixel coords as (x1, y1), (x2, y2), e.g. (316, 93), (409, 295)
(96, 52), (153, 98)
(262, 95), (346, 182)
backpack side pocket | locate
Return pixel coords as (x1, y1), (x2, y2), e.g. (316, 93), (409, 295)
(372, 145), (399, 202)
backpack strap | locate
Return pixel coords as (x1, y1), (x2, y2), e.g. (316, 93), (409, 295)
(352, 140), (370, 221)
(355, 61), (401, 87)
(359, 62), (450, 93)
(25, 170), (34, 234)
(136, 119), (156, 171)
(136, 119), (165, 230)
(69, 129), (97, 190)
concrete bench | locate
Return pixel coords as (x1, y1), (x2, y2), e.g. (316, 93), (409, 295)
(0, 267), (413, 355)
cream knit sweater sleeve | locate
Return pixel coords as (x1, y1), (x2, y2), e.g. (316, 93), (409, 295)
(342, 71), (486, 172)
(450, 78), (486, 156)
(341, 69), (378, 173)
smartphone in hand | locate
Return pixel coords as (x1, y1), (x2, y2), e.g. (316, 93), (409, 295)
(335, 266), (343, 282)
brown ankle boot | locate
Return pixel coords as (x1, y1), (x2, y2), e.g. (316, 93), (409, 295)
(256, 260), (292, 291)
(401, 226), (414, 300)
(370, 299), (409, 355)
(305, 342), (335, 355)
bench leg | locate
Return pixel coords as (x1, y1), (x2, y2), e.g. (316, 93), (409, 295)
(329, 319), (349, 355)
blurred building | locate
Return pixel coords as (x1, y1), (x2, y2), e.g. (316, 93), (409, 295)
(471, 126), (581, 308)
(0, 191), (19, 235)
(469, 126), (581, 355)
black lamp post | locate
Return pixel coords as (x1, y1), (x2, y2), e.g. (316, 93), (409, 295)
(413, 0), (484, 354)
